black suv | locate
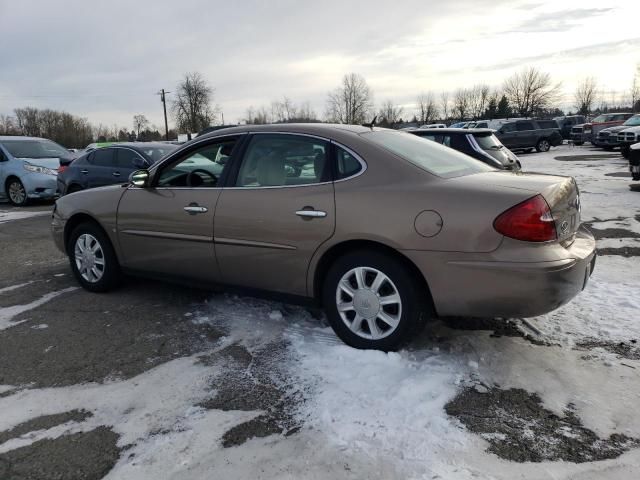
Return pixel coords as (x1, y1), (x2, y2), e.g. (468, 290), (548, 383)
(410, 128), (521, 170)
(553, 115), (586, 140)
(495, 119), (563, 152)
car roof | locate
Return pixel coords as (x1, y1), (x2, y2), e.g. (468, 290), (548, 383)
(196, 123), (375, 141)
(0, 136), (54, 141)
(410, 128), (495, 134)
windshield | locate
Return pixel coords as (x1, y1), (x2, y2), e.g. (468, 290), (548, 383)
(362, 130), (494, 178)
(138, 145), (178, 162)
(1, 139), (69, 158)
(623, 115), (640, 127)
(592, 115), (616, 123)
(473, 133), (504, 150)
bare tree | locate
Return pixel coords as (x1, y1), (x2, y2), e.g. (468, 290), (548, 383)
(325, 73), (374, 124)
(574, 77), (598, 115)
(172, 72), (219, 133)
(503, 67), (561, 117)
(378, 100), (404, 125)
(133, 114), (150, 139)
(416, 93), (439, 125)
(468, 84), (491, 119)
(0, 114), (18, 135)
(453, 88), (471, 120)
(631, 65), (640, 112)
(295, 101), (317, 122)
(440, 92), (450, 121)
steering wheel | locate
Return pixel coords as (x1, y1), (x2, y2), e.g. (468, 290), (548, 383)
(186, 169), (217, 187)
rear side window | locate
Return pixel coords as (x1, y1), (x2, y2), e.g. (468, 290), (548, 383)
(516, 122), (535, 131)
(501, 123), (516, 133)
(537, 120), (558, 129)
(335, 146), (363, 179)
(362, 130), (493, 178)
(90, 148), (115, 167)
(235, 134), (329, 187)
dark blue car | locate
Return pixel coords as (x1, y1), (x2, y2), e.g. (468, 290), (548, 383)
(57, 142), (177, 195)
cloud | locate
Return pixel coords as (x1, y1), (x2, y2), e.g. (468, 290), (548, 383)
(505, 7), (614, 33)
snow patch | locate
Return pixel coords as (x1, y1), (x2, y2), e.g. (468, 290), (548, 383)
(0, 209), (50, 224)
(0, 287), (78, 330)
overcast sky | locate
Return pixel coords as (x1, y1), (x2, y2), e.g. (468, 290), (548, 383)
(0, 0), (638, 130)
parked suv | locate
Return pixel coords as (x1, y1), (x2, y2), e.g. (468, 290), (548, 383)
(57, 143), (177, 195)
(410, 128), (521, 170)
(0, 136), (76, 206)
(571, 113), (634, 146)
(495, 119), (562, 152)
(554, 115), (585, 140)
(618, 115), (640, 158)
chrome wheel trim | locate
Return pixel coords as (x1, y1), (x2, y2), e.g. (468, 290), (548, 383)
(74, 233), (105, 283)
(8, 181), (26, 205)
(336, 266), (402, 340)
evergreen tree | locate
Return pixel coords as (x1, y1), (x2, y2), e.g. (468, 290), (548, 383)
(496, 95), (511, 118)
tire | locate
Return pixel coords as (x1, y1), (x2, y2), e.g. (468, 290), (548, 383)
(6, 178), (28, 206)
(523, 148), (533, 154)
(621, 146), (630, 159)
(67, 222), (121, 292)
(574, 141), (584, 146)
(322, 250), (431, 351)
(535, 138), (551, 153)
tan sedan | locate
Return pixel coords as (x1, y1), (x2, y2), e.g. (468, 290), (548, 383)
(52, 124), (596, 350)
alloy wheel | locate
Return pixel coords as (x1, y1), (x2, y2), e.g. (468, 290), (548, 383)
(74, 233), (105, 283)
(539, 139), (550, 152)
(8, 180), (26, 205)
(335, 266), (402, 340)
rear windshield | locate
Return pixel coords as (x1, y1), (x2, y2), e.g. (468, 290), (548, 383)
(137, 145), (178, 162)
(473, 133), (503, 150)
(1, 139), (69, 159)
(362, 130), (494, 178)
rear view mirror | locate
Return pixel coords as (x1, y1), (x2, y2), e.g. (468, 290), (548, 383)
(129, 169), (150, 188)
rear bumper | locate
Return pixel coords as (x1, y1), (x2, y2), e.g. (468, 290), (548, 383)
(404, 227), (597, 318)
(570, 132), (590, 142)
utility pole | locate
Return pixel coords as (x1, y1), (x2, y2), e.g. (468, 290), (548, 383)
(157, 89), (170, 140)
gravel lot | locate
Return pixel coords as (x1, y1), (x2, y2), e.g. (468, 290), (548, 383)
(1, 144), (639, 480)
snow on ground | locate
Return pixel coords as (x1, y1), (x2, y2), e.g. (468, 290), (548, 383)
(0, 286), (78, 330)
(0, 209), (50, 224)
(1, 145), (640, 479)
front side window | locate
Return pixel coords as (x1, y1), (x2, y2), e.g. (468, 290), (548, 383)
(116, 148), (147, 168)
(362, 130), (493, 179)
(235, 134), (329, 187)
(623, 115), (640, 127)
(501, 123), (516, 133)
(156, 139), (236, 188)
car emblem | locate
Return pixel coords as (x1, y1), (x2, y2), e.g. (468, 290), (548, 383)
(560, 221), (569, 234)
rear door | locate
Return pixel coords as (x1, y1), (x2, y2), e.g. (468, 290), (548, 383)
(85, 148), (118, 188)
(116, 136), (240, 282)
(213, 133), (335, 296)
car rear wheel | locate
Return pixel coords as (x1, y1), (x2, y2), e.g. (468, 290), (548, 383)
(68, 223), (121, 292)
(6, 178), (28, 206)
(323, 250), (429, 351)
(536, 138), (551, 152)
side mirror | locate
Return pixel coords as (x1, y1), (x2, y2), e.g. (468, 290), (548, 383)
(129, 169), (150, 188)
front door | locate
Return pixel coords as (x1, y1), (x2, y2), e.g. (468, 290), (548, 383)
(116, 137), (239, 282)
(214, 133), (335, 296)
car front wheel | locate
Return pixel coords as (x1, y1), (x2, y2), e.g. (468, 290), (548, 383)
(68, 223), (121, 292)
(536, 138), (551, 152)
(6, 178), (28, 206)
(323, 250), (429, 351)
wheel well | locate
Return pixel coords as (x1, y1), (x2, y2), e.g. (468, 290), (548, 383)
(63, 214), (106, 254)
(313, 240), (434, 307)
(4, 175), (20, 190)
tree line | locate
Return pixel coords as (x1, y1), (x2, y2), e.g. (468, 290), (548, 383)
(2, 65), (638, 147)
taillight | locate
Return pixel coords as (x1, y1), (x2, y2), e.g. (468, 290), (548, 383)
(494, 194), (557, 242)
(58, 165), (67, 173)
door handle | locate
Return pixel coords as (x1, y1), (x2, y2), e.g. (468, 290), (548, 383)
(296, 209), (327, 218)
(184, 204), (208, 215)
(81, 169), (89, 174)
(112, 171), (121, 177)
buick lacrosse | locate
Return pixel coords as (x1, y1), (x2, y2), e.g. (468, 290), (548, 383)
(52, 124), (596, 350)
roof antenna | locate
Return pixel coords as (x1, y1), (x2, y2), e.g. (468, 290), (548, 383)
(362, 115), (377, 130)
